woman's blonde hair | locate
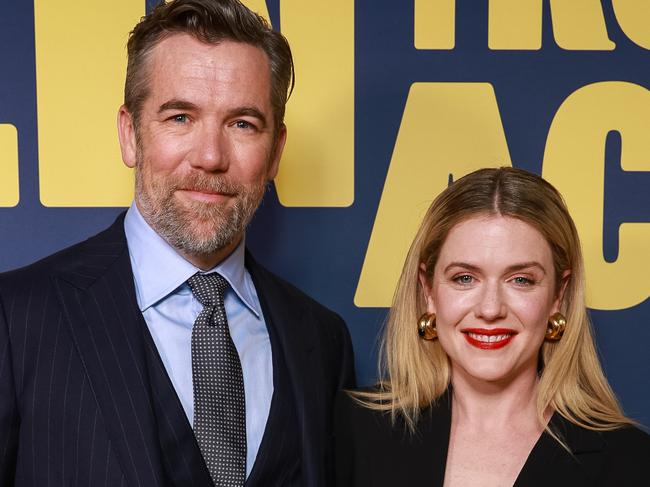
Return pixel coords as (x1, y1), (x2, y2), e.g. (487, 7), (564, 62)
(357, 167), (633, 433)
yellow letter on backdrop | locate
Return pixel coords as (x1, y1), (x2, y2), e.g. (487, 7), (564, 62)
(35, 1), (143, 206)
(414, 0), (455, 49)
(276, 0), (355, 206)
(542, 82), (650, 310)
(612, 0), (650, 50)
(0, 124), (19, 207)
(549, 0), (615, 50)
(243, 0), (355, 207)
(355, 83), (512, 308)
(489, 0), (542, 50)
(488, 0), (615, 50)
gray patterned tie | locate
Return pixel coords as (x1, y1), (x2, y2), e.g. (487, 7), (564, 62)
(187, 272), (246, 487)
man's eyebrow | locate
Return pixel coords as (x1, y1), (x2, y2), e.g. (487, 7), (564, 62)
(158, 99), (198, 113)
(226, 106), (268, 125)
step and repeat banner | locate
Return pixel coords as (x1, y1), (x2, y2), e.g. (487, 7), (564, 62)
(1, 1), (649, 427)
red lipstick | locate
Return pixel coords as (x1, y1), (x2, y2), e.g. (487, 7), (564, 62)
(462, 328), (516, 350)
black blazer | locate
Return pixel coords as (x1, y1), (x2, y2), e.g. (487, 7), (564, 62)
(334, 390), (650, 487)
(0, 214), (355, 487)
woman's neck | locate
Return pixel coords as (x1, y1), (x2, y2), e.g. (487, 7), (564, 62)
(443, 366), (553, 487)
(449, 366), (548, 431)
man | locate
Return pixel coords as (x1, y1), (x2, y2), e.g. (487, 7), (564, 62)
(0, 1), (355, 486)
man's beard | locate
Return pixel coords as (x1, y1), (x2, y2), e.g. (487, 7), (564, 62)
(135, 156), (266, 259)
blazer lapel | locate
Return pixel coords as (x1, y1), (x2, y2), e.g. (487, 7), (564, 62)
(423, 393), (453, 486)
(515, 414), (606, 486)
(52, 216), (168, 487)
(245, 254), (323, 486)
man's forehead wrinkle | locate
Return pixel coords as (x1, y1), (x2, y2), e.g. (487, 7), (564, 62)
(152, 59), (264, 99)
(153, 36), (268, 78)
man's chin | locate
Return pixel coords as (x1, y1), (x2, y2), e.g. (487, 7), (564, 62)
(173, 193), (231, 216)
(175, 188), (235, 206)
(139, 190), (257, 258)
(184, 218), (232, 240)
(174, 228), (242, 259)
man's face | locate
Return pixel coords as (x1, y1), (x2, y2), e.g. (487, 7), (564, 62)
(118, 34), (286, 264)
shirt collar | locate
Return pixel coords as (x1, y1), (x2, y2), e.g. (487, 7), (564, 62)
(124, 203), (260, 318)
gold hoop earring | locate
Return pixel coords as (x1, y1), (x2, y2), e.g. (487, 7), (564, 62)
(546, 312), (566, 341)
(418, 313), (437, 340)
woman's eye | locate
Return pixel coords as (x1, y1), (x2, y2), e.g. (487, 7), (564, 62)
(454, 275), (474, 285)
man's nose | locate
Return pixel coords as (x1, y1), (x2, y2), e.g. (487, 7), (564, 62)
(191, 124), (229, 172)
(475, 281), (507, 321)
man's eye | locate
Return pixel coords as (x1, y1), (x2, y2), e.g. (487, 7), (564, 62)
(171, 114), (188, 123)
(512, 276), (533, 286)
(235, 120), (254, 129)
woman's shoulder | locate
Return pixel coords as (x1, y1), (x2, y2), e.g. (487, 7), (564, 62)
(555, 415), (650, 456)
(600, 424), (650, 455)
(333, 388), (405, 487)
(552, 418), (650, 484)
(334, 386), (451, 445)
(334, 388), (398, 439)
(333, 388), (451, 487)
(595, 425), (650, 484)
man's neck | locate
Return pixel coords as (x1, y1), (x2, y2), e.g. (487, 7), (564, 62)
(177, 237), (242, 271)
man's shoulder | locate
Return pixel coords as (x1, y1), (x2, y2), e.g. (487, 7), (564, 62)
(0, 215), (126, 292)
(245, 252), (346, 326)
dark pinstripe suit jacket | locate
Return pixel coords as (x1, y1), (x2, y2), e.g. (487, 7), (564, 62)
(0, 215), (355, 487)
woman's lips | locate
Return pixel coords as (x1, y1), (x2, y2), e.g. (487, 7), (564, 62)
(461, 328), (517, 350)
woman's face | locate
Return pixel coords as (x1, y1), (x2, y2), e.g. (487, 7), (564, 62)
(419, 215), (566, 386)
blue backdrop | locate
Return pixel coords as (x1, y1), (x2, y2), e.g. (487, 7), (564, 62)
(1, 0), (649, 429)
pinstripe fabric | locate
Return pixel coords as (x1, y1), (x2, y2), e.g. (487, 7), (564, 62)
(0, 241), (130, 487)
(244, 252), (357, 487)
(0, 214), (356, 487)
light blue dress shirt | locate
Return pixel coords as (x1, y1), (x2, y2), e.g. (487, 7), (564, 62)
(124, 203), (273, 478)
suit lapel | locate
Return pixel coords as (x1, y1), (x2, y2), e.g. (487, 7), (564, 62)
(245, 254), (323, 486)
(52, 216), (168, 487)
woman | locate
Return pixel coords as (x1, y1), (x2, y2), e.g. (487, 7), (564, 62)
(335, 167), (650, 487)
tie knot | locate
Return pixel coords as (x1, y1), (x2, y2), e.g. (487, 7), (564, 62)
(187, 272), (229, 307)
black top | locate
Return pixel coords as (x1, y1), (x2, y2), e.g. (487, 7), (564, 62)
(334, 390), (650, 487)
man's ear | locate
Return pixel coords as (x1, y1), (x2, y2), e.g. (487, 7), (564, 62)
(267, 123), (287, 181)
(418, 263), (436, 314)
(117, 105), (137, 169)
